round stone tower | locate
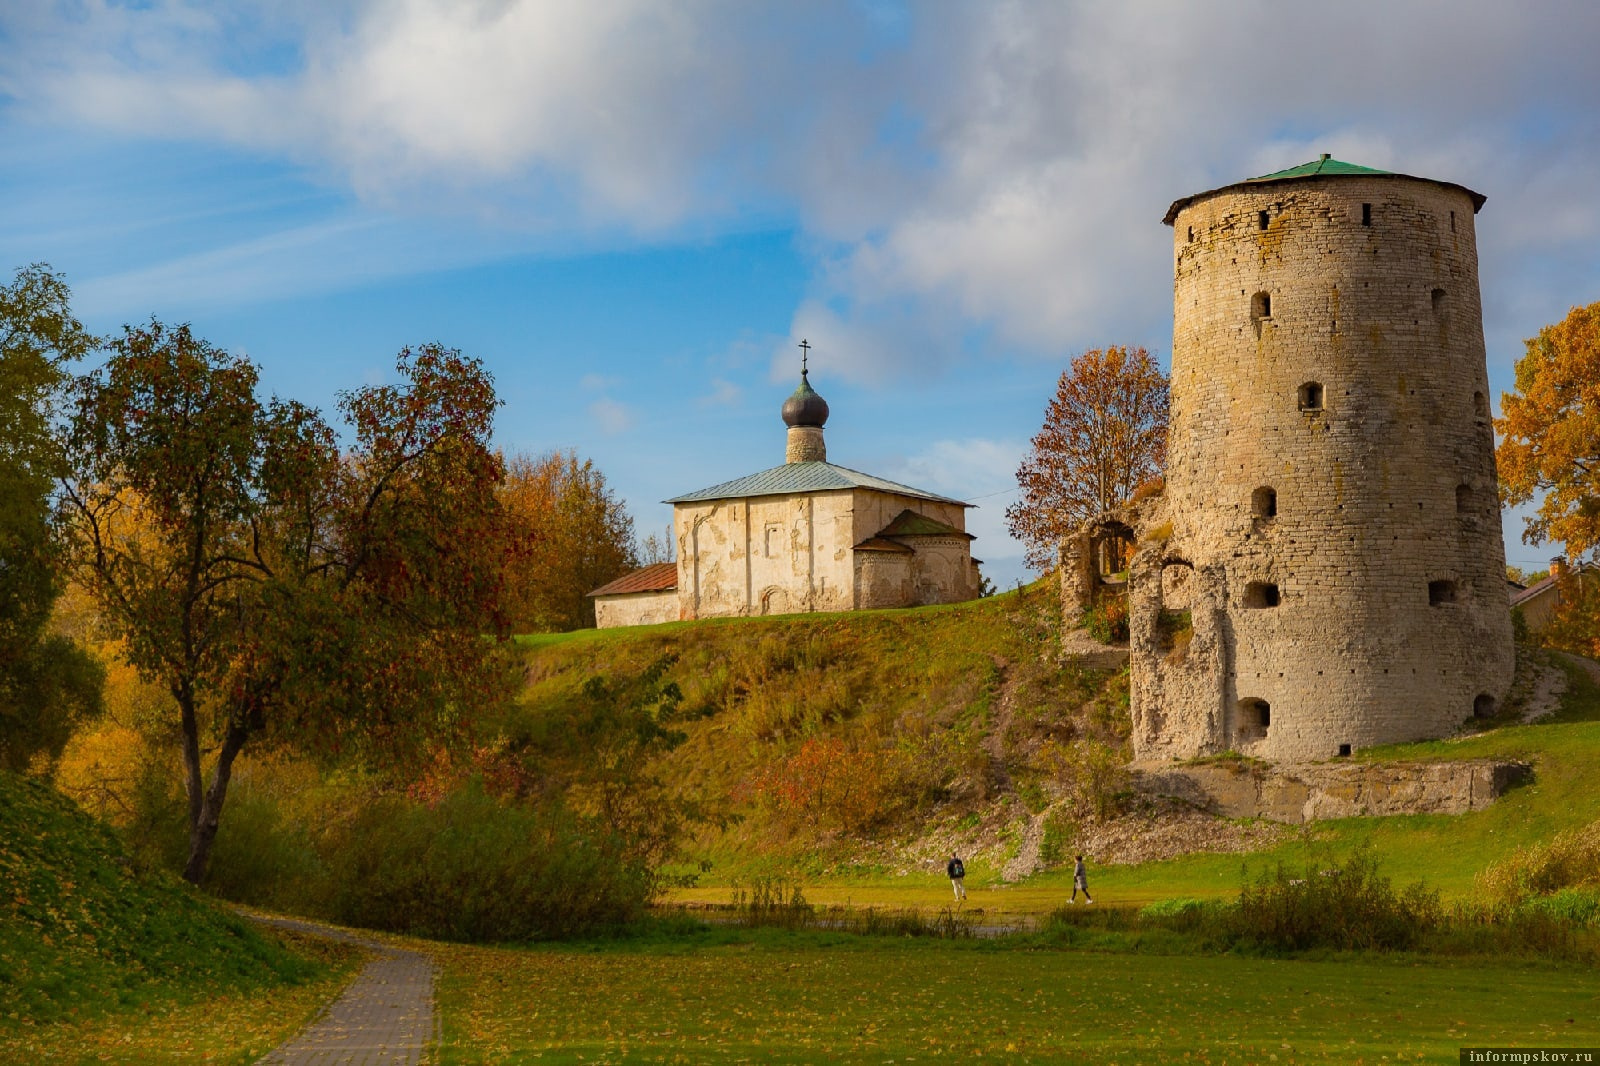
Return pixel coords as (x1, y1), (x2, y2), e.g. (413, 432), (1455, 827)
(1137, 156), (1514, 762)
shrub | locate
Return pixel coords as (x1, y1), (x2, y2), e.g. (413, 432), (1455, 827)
(1038, 738), (1129, 820)
(1479, 818), (1600, 902)
(321, 781), (654, 941)
(1083, 596), (1129, 644)
(747, 736), (911, 834)
(1234, 849), (1442, 952)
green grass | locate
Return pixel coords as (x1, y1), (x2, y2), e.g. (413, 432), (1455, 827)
(431, 930), (1600, 1063)
(0, 771), (361, 1060)
(656, 647), (1600, 912)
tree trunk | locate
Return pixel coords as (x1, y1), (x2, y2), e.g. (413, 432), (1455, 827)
(181, 721), (249, 885)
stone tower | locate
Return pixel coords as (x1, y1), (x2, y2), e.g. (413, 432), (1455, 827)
(1130, 156), (1513, 762)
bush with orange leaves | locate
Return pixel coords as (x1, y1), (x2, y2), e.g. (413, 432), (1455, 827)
(748, 736), (910, 835)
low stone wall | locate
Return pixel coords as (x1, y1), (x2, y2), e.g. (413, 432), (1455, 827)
(1133, 758), (1531, 824)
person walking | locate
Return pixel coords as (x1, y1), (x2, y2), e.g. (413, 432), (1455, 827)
(946, 853), (967, 901)
(1069, 854), (1093, 904)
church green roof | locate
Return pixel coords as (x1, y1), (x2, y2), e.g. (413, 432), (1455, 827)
(1162, 155), (1485, 224)
(665, 461), (969, 507)
(1246, 156), (1390, 181)
(874, 509), (972, 539)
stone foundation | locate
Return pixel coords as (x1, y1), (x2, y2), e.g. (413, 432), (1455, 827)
(1134, 758), (1531, 823)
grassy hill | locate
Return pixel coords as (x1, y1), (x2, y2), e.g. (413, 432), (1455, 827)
(0, 770), (337, 1026)
(508, 585), (1600, 910)
(507, 583), (1131, 879)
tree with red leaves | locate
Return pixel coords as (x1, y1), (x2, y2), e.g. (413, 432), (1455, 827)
(1006, 346), (1169, 571)
(62, 324), (522, 883)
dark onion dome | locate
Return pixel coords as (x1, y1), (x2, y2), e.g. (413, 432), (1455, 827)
(781, 369), (829, 428)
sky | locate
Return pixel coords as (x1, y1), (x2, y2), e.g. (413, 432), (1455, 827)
(3, 1), (1600, 589)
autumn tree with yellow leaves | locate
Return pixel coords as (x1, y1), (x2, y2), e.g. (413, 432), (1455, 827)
(498, 450), (638, 632)
(1497, 299), (1600, 560)
(1006, 345), (1169, 571)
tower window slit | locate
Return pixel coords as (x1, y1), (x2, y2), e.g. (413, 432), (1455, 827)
(1362, 202), (1372, 226)
(1244, 582), (1280, 609)
(1258, 210), (1269, 231)
(1298, 381), (1324, 411)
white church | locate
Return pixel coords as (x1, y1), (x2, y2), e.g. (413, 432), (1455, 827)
(589, 354), (984, 627)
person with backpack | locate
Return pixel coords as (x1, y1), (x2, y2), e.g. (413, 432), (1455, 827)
(947, 853), (967, 901)
(1069, 853), (1094, 904)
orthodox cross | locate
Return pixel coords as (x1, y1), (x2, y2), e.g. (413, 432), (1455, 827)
(798, 338), (810, 375)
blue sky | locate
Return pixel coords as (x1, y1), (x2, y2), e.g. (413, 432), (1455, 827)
(4, 2), (1600, 587)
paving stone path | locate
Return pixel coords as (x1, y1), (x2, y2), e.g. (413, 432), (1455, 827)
(251, 916), (437, 1066)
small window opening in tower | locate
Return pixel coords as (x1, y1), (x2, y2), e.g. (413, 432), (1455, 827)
(1298, 382), (1324, 412)
(1251, 291), (1272, 322)
(1338, 743), (1352, 757)
(1244, 582), (1280, 608)
(1474, 391), (1490, 422)
(1187, 225), (1194, 242)
(1237, 698), (1271, 739)
(1456, 484), (1472, 514)
(1432, 288), (1446, 315)
(1361, 202), (1372, 226)
(1474, 693), (1496, 719)
(1428, 579), (1458, 606)
(1252, 486), (1277, 519)
(1258, 210), (1269, 231)
(1450, 210), (1457, 233)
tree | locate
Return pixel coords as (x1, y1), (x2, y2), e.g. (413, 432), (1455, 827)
(636, 522), (675, 566)
(1006, 345), (1169, 570)
(1498, 300), (1600, 561)
(0, 264), (103, 772)
(499, 450), (638, 631)
(63, 326), (520, 883)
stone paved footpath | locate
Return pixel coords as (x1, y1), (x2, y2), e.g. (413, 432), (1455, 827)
(250, 916), (437, 1066)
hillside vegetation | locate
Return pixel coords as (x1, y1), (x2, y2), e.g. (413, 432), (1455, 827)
(504, 583), (1131, 877)
(505, 588), (1600, 910)
(0, 770), (334, 1026)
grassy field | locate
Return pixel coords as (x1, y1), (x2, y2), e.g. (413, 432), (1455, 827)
(659, 654), (1600, 915)
(0, 930), (358, 1065)
(430, 929), (1600, 1064)
(0, 771), (362, 1063)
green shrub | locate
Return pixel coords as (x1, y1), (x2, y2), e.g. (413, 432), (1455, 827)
(1234, 849), (1442, 952)
(1520, 888), (1600, 926)
(321, 781), (653, 941)
(203, 777), (324, 914)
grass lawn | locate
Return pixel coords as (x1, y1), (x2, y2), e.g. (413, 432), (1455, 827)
(0, 928), (362, 1065)
(665, 657), (1600, 916)
(431, 930), (1600, 1064)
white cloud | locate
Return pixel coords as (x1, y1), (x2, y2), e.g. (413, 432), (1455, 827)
(7, 1), (1600, 385)
(579, 373), (621, 391)
(699, 378), (742, 407)
(588, 397), (634, 434)
(884, 436), (1029, 581)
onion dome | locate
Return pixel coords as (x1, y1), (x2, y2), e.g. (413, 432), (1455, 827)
(781, 368), (830, 428)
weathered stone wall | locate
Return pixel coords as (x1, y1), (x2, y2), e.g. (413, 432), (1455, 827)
(675, 492), (856, 618)
(854, 550), (913, 609)
(594, 589), (679, 628)
(1139, 173), (1514, 761)
(1135, 759), (1531, 823)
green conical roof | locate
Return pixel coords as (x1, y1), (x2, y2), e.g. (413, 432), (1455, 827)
(1246, 155), (1391, 181)
(1163, 155), (1484, 224)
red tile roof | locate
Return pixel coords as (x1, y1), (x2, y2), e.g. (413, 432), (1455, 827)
(588, 562), (679, 598)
